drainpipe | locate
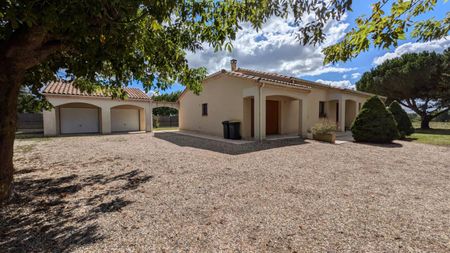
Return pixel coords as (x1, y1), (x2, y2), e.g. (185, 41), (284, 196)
(258, 81), (265, 141)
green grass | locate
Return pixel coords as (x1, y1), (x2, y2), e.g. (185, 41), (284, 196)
(153, 127), (179, 131)
(408, 121), (450, 146)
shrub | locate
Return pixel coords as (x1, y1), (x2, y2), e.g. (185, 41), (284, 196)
(311, 119), (337, 135)
(153, 116), (160, 128)
(388, 101), (414, 138)
(351, 96), (399, 143)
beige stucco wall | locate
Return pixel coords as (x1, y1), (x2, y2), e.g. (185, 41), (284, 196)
(43, 95), (153, 136)
(179, 73), (372, 139)
(179, 75), (255, 137)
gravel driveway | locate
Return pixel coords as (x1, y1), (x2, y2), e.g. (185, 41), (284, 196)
(2, 132), (450, 252)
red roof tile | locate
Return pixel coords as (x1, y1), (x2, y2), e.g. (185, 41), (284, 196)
(43, 81), (151, 101)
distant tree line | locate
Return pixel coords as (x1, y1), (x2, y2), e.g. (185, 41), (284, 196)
(152, 91), (182, 116)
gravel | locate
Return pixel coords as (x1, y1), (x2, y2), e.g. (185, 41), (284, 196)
(1, 132), (449, 252)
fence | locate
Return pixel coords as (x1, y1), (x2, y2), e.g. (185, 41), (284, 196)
(17, 113), (43, 129)
(154, 115), (178, 128)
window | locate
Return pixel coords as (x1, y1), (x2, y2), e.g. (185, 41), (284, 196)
(358, 103), (362, 111)
(319, 101), (326, 118)
(202, 103), (208, 116)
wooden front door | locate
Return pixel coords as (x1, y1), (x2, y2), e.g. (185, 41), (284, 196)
(266, 100), (279, 135)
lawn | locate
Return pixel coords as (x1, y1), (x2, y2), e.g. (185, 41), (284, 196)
(3, 133), (450, 252)
(410, 121), (450, 146)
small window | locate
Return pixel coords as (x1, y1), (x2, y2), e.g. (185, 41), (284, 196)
(202, 103), (208, 116)
(319, 101), (326, 118)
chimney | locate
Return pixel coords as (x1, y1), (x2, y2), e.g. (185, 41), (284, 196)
(230, 59), (237, 71)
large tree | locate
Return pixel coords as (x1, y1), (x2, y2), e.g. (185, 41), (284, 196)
(356, 50), (450, 129)
(1, 0), (449, 202)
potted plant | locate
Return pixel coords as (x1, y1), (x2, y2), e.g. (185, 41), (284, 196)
(311, 120), (337, 143)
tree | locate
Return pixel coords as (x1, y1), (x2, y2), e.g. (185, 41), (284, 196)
(1, 1), (448, 202)
(17, 87), (51, 113)
(323, 0), (450, 64)
(0, 0), (359, 202)
(356, 51), (450, 129)
(351, 96), (399, 143)
(152, 91), (182, 116)
(388, 101), (414, 138)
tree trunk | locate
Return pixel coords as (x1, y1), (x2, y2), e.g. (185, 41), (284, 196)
(420, 116), (431, 129)
(0, 68), (22, 203)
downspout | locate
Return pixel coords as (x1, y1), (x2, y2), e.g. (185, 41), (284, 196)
(258, 80), (265, 141)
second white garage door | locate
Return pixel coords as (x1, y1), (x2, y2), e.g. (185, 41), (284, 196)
(111, 108), (140, 132)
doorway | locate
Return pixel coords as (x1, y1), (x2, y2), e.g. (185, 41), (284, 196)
(266, 100), (279, 135)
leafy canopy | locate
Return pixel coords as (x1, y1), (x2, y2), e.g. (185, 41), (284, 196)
(1, 0), (353, 98)
(2, 1), (447, 97)
(324, 0), (450, 64)
(356, 50), (450, 127)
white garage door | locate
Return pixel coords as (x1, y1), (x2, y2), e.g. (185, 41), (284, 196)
(60, 108), (99, 134)
(111, 109), (140, 132)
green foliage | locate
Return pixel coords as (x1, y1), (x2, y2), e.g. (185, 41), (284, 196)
(323, 0), (449, 63)
(388, 101), (414, 138)
(153, 116), (160, 128)
(152, 91), (181, 116)
(17, 88), (51, 113)
(0, 0), (355, 104)
(351, 96), (399, 143)
(311, 120), (337, 135)
(356, 50), (450, 129)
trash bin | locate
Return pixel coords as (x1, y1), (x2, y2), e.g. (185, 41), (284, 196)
(222, 121), (230, 139)
(228, 121), (241, 140)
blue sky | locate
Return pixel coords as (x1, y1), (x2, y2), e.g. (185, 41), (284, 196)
(136, 1), (449, 95)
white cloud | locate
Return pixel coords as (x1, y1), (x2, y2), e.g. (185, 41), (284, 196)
(351, 72), (361, 79)
(186, 14), (351, 77)
(316, 79), (354, 89)
(373, 36), (450, 65)
(342, 74), (348, 79)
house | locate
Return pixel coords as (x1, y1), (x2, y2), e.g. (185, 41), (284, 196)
(42, 81), (178, 136)
(179, 59), (375, 140)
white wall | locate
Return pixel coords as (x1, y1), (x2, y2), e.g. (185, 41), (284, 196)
(43, 96), (152, 136)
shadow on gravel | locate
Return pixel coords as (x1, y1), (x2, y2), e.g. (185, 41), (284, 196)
(154, 132), (309, 155)
(354, 141), (403, 148)
(0, 170), (152, 252)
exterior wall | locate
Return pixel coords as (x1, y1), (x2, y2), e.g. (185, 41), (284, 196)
(300, 88), (329, 133)
(179, 75), (256, 137)
(43, 96), (152, 136)
(179, 74), (373, 139)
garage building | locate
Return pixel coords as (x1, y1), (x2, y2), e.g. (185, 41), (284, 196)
(42, 81), (154, 136)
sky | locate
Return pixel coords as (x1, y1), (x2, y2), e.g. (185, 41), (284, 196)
(141, 1), (450, 95)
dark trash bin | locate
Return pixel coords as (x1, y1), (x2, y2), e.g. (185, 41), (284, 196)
(222, 121), (230, 139)
(228, 121), (241, 140)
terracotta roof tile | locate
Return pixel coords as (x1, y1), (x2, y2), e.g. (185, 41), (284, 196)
(43, 80), (151, 101)
(235, 68), (374, 97)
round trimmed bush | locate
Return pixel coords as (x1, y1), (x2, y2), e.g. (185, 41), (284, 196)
(351, 96), (399, 143)
(388, 101), (414, 138)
